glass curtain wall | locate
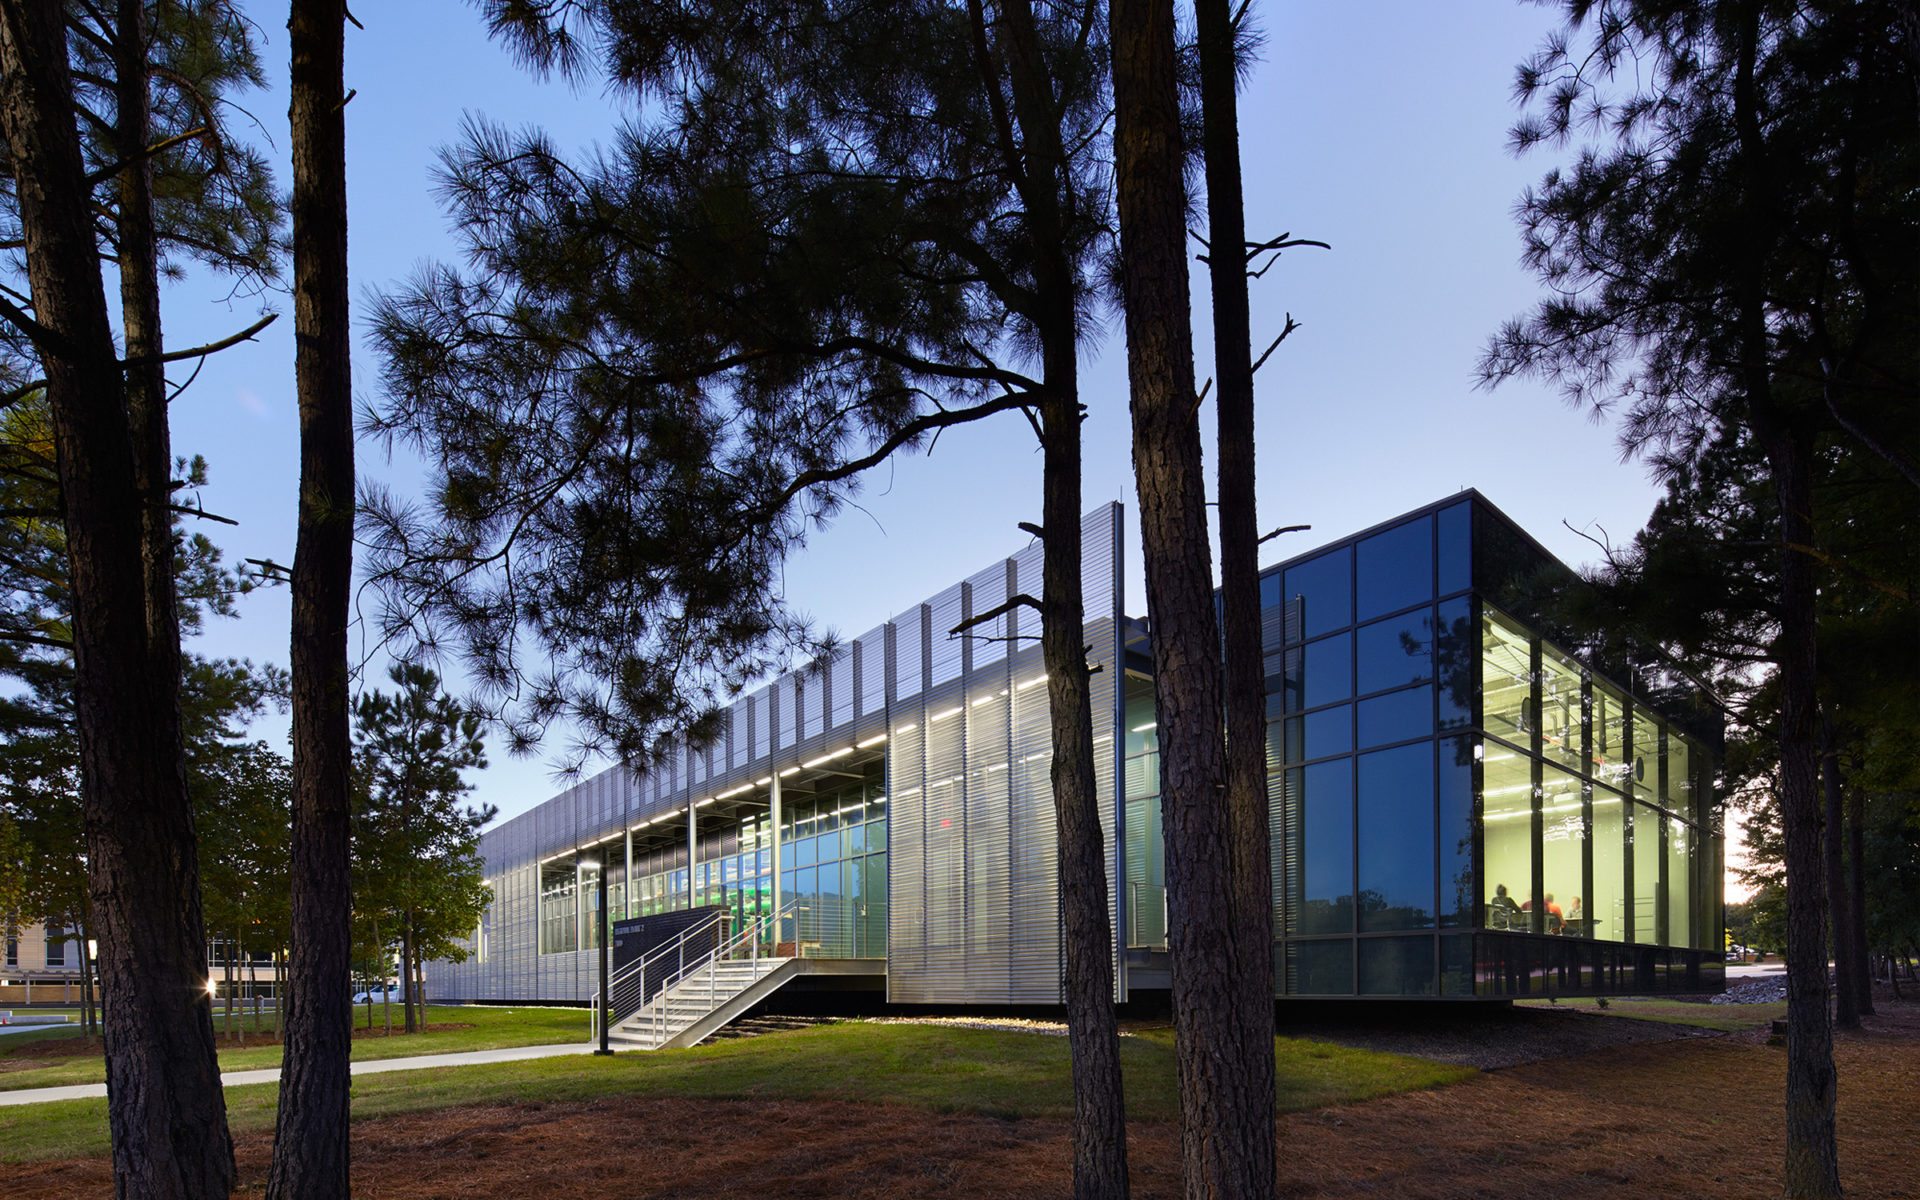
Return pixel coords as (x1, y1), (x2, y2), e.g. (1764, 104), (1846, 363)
(1476, 603), (1717, 955)
(537, 761), (890, 960)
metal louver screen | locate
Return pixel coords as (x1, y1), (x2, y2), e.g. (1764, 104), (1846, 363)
(887, 503), (1124, 1004)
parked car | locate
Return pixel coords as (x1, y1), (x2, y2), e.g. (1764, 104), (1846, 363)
(351, 984), (405, 1004)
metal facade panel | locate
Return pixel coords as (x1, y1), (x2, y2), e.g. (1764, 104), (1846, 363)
(431, 503), (1127, 1007)
(884, 503), (1125, 1005)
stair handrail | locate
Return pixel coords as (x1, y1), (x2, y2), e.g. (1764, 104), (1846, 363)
(605, 907), (733, 1030)
(629, 898), (799, 1048)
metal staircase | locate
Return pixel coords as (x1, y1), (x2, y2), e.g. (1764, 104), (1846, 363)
(602, 901), (800, 1051)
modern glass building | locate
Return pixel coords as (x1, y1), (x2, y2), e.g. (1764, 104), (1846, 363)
(427, 493), (1724, 1008)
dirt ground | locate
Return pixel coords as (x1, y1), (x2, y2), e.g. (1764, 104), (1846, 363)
(8, 1004), (1916, 1199)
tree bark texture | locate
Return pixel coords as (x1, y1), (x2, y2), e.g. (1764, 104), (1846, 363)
(1763, 425), (1842, 1199)
(1110, 1), (1268, 1194)
(1732, 7), (1841, 1192)
(267, 1), (356, 1196)
(1194, 0), (1277, 1179)
(1820, 714), (1858, 1030)
(0, 5), (236, 1198)
(113, 0), (179, 685)
(992, 4), (1132, 1194)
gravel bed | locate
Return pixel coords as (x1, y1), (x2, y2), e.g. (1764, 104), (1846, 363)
(1712, 976), (1789, 1004)
(859, 1015), (1139, 1038)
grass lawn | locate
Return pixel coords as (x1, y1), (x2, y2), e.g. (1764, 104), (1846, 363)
(1515, 996), (1788, 1032)
(0, 1021), (1473, 1164)
(0, 1005), (587, 1092)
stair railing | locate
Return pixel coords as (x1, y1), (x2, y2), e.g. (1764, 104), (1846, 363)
(605, 908), (732, 1036)
(632, 899), (799, 1048)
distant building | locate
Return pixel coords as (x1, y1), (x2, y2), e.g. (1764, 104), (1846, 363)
(2, 917), (281, 1005)
(428, 495), (1724, 1033)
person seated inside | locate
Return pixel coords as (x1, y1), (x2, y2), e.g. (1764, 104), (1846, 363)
(1488, 883), (1522, 929)
(1563, 895), (1585, 933)
(1540, 892), (1565, 934)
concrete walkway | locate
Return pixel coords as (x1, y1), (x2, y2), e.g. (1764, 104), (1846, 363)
(0, 1041), (595, 1108)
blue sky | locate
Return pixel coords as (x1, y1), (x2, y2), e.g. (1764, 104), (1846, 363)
(162, 1), (1671, 834)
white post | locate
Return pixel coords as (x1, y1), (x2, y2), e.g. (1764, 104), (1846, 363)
(770, 772), (784, 954)
(687, 798), (698, 908)
(624, 827), (634, 921)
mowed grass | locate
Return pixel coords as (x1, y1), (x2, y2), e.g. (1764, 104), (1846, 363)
(0, 1021), (1473, 1163)
(1516, 996), (1788, 1032)
(0, 1005), (587, 1091)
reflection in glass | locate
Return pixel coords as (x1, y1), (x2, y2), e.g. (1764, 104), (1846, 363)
(1482, 609), (1532, 748)
(1287, 759), (1353, 935)
(1358, 743), (1435, 930)
(1356, 515), (1433, 622)
(1539, 764), (1584, 935)
(1631, 707), (1661, 803)
(1359, 936), (1437, 996)
(1667, 735), (1694, 821)
(1667, 816), (1693, 948)
(1631, 801), (1661, 943)
(1285, 634), (1352, 712)
(1591, 786), (1625, 942)
(1591, 679), (1629, 793)
(1289, 939), (1353, 995)
(1435, 597), (1474, 731)
(1357, 609), (1435, 695)
(1438, 737), (1475, 928)
(1357, 685), (1433, 750)
(1283, 548), (1352, 641)
(1540, 645), (1583, 772)
(1284, 705), (1352, 762)
(1437, 501), (1471, 596)
(1482, 743), (1534, 930)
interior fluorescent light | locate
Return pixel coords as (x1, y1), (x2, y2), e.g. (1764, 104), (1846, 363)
(779, 767), (800, 777)
(856, 734), (888, 748)
(755, 776), (773, 786)
(894, 722), (918, 734)
(930, 705), (964, 722)
(1131, 722), (1156, 733)
(1017, 674), (1048, 690)
(829, 747), (855, 759)
(802, 753), (834, 769)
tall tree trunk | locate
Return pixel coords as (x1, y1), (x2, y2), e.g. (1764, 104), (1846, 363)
(1110, 1), (1266, 1194)
(1820, 712), (1858, 1030)
(113, 0), (177, 686)
(1194, 0), (1277, 1180)
(1733, 7), (1840, 1193)
(993, 3), (1131, 1193)
(0, 6), (235, 1197)
(267, 2), (357, 1195)
(1845, 772), (1873, 1016)
(402, 923), (417, 1033)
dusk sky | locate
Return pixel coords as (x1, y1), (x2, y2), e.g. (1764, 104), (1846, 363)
(159, 2), (1691, 858)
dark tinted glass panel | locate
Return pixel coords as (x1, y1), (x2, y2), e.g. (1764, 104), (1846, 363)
(1359, 936), (1437, 996)
(1356, 515), (1433, 622)
(1357, 685), (1432, 749)
(1358, 743), (1436, 930)
(1289, 939), (1353, 995)
(1437, 501), (1470, 596)
(1285, 633), (1351, 712)
(1289, 759), (1353, 935)
(1283, 548), (1351, 641)
(1284, 705), (1352, 761)
(1356, 609), (1434, 695)
(1440, 933), (1475, 995)
(1438, 737), (1476, 928)
(1259, 569), (1282, 609)
(1435, 597), (1474, 731)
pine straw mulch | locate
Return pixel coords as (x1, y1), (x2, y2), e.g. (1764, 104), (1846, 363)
(0, 1024), (476, 1073)
(8, 1004), (1917, 1199)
